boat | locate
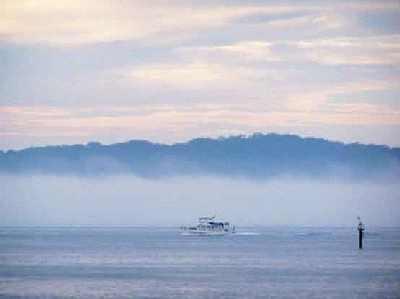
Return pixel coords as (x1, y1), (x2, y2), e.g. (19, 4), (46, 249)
(181, 216), (236, 236)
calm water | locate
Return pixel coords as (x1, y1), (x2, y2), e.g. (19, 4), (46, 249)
(0, 227), (399, 298)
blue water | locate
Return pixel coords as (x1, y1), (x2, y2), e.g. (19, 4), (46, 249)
(0, 227), (399, 298)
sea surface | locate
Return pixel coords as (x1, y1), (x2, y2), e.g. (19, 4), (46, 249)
(0, 227), (399, 298)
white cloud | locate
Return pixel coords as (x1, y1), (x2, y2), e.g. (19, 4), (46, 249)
(179, 41), (281, 63)
(126, 62), (281, 89)
(0, 1), (313, 46)
(179, 35), (400, 66)
(1, 1), (400, 149)
(267, 13), (344, 30)
(129, 63), (230, 88)
(2, 0), (398, 46)
(2, 96), (399, 146)
(296, 35), (400, 65)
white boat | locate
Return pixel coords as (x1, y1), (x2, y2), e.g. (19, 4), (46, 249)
(181, 216), (236, 236)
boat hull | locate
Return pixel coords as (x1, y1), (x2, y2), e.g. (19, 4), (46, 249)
(180, 216), (236, 236)
(181, 230), (230, 236)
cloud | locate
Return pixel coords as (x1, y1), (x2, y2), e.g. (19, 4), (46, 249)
(129, 63), (237, 89)
(126, 61), (285, 90)
(296, 35), (400, 65)
(178, 41), (281, 63)
(0, 1), (314, 46)
(267, 13), (344, 30)
(1, 1), (400, 149)
(284, 79), (400, 117)
(2, 0), (399, 46)
(175, 34), (400, 67)
(1, 96), (399, 149)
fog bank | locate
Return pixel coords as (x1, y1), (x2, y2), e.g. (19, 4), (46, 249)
(0, 175), (399, 227)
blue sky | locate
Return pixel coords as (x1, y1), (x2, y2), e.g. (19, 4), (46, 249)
(1, 0), (400, 149)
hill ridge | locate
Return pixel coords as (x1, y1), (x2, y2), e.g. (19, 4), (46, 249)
(1, 133), (399, 178)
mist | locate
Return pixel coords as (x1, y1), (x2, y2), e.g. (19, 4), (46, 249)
(1, 174), (399, 227)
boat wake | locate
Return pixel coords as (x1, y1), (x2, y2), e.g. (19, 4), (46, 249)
(235, 232), (261, 236)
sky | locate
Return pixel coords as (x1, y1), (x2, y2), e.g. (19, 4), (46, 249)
(1, 0), (400, 150)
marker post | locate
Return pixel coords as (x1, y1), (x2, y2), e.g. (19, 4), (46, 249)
(357, 217), (365, 249)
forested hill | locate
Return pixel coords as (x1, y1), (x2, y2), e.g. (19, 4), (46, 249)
(1, 133), (399, 179)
